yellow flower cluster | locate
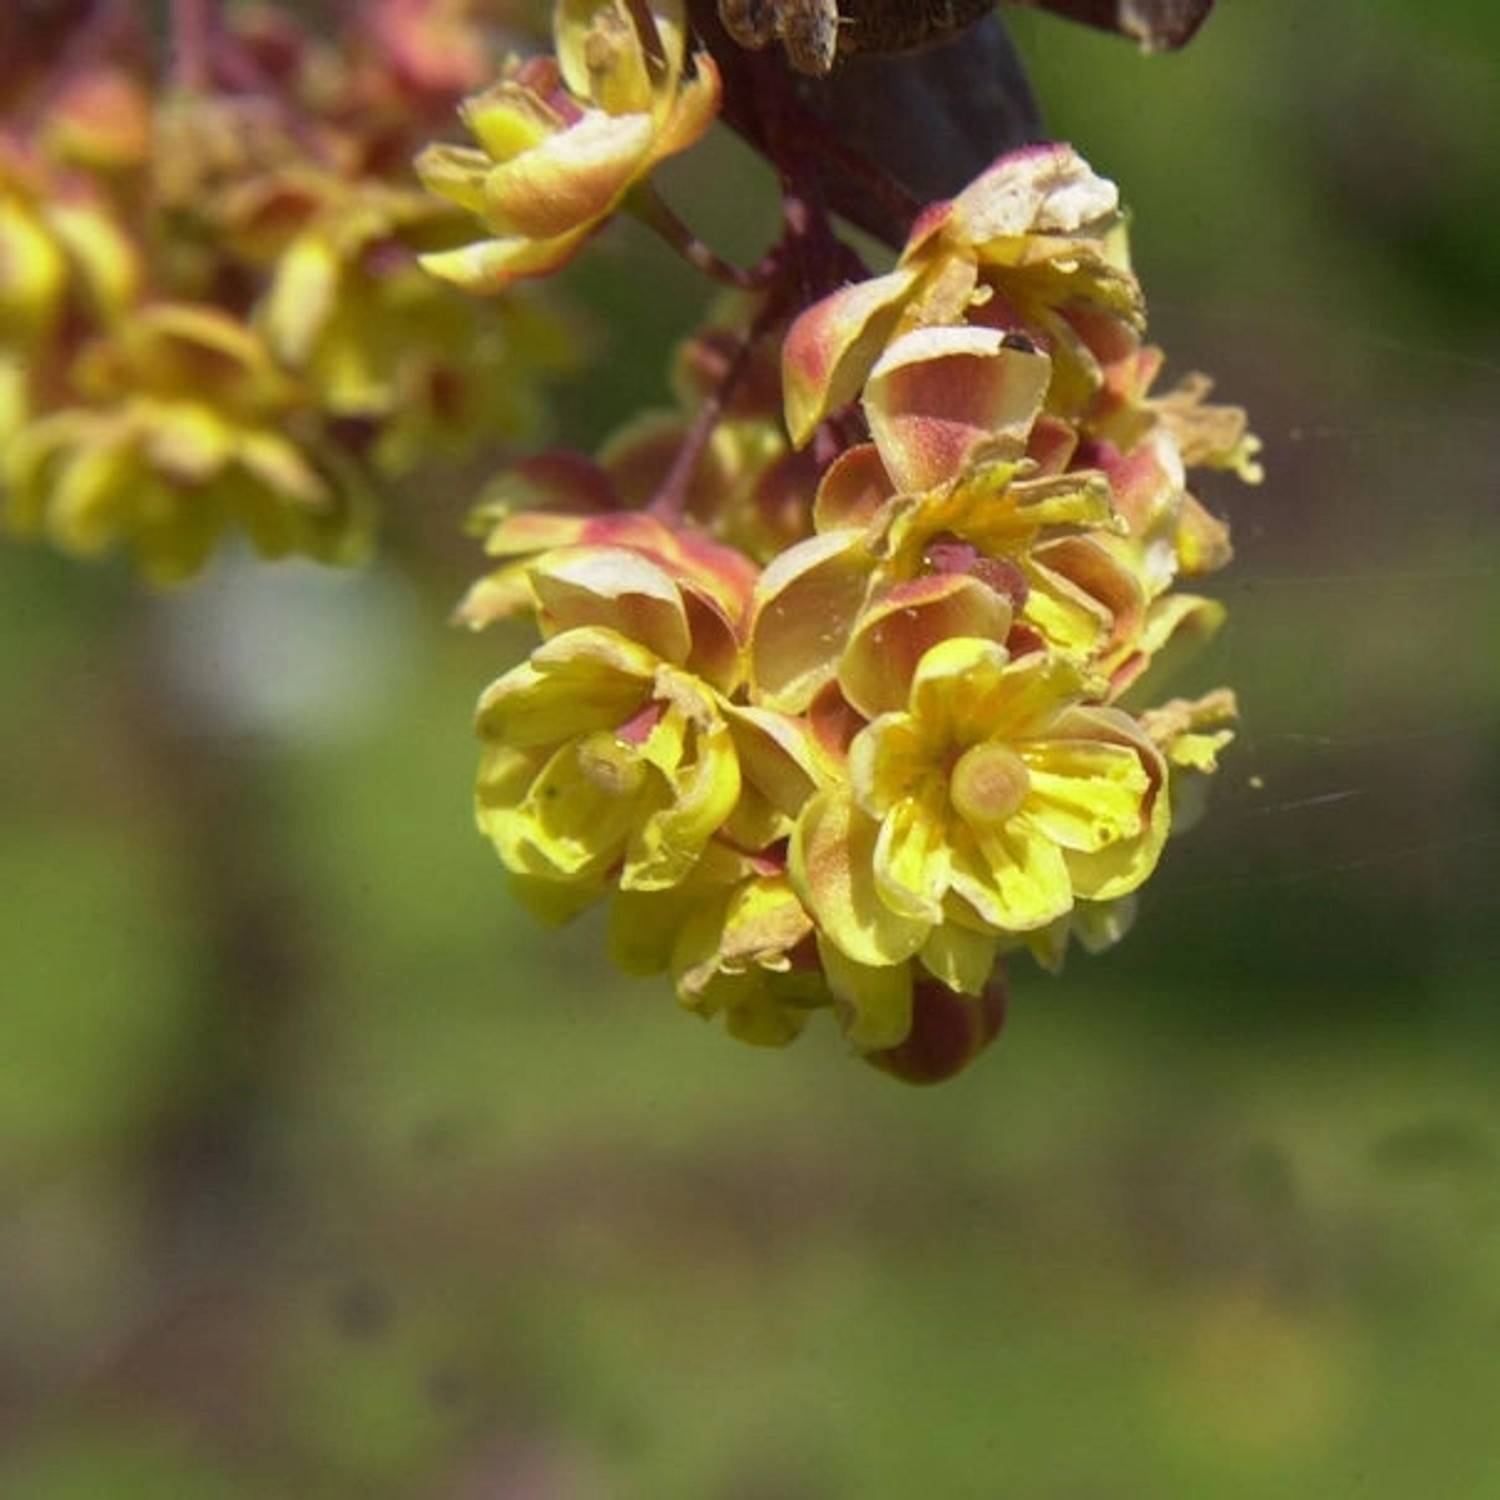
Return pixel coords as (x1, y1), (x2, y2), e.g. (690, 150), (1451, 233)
(416, 0), (721, 291)
(5, 0), (1251, 1083)
(459, 144), (1258, 1080)
(1, 0), (574, 583)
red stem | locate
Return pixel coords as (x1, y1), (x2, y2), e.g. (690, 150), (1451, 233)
(646, 318), (768, 526)
(170, 0), (215, 87)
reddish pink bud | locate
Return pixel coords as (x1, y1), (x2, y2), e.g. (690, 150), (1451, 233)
(865, 971), (1009, 1084)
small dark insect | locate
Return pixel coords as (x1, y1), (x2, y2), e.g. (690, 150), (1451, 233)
(716, 0), (1213, 75)
(719, 0), (843, 75)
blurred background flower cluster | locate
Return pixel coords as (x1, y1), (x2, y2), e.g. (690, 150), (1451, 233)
(1, 0), (574, 580)
(2, 1), (1500, 1496)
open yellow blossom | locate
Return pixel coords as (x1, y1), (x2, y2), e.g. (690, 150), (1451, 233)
(477, 625), (742, 908)
(416, 0), (720, 291)
(794, 636), (1169, 980)
(473, 540), (786, 911)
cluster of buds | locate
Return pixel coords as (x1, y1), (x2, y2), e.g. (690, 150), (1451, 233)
(426, 0), (1260, 1079)
(0, 0), (573, 582)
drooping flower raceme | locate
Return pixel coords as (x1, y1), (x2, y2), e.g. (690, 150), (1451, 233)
(451, 135), (1259, 1081)
(0, 0), (1253, 1083)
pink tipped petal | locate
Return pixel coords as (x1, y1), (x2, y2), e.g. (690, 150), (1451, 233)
(530, 546), (692, 660)
(1030, 533), (1145, 659)
(864, 326), (1050, 493)
(750, 529), (872, 711)
(680, 587), (744, 694)
(812, 443), (896, 533)
(839, 573), (1012, 720)
(781, 267), (921, 447)
(725, 703), (831, 821)
(792, 788), (929, 968)
(483, 113), (655, 236)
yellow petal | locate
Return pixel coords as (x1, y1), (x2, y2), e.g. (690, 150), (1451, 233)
(791, 787), (929, 967)
(1019, 739), (1152, 852)
(950, 818), (1073, 932)
(864, 326), (1050, 493)
(749, 529), (870, 712)
(476, 628), (654, 747)
(414, 142), (496, 216)
(482, 112), (654, 238)
(818, 939), (914, 1051)
(460, 86), (564, 164)
(262, 233), (339, 366)
(872, 785), (952, 924)
(419, 226), (594, 292)
(781, 267), (921, 447)
(43, 436), (139, 556)
(623, 700), (739, 889)
(919, 921), (998, 995)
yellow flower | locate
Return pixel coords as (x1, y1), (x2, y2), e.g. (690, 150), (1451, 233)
(476, 625), (741, 904)
(3, 304), (370, 583)
(793, 636), (1169, 981)
(476, 537), (838, 1017)
(473, 534), (793, 905)
(416, 0), (720, 291)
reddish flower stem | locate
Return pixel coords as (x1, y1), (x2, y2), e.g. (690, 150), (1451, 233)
(627, 182), (770, 292)
(170, 0), (216, 87)
(646, 317), (768, 526)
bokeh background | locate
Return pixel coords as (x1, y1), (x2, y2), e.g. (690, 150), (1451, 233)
(4, 2), (1500, 1495)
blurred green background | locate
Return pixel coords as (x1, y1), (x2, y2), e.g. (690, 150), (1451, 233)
(4, 2), (1500, 1496)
